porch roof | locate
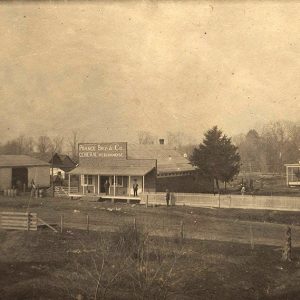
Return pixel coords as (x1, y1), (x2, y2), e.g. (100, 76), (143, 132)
(285, 164), (300, 167)
(69, 159), (156, 176)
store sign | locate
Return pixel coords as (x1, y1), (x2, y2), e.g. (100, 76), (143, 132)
(78, 142), (127, 160)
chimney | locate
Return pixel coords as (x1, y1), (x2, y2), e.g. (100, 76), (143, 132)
(159, 139), (164, 145)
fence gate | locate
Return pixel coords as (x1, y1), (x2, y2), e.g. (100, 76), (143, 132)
(1, 212), (38, 231)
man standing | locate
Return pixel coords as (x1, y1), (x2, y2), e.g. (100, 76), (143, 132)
(133, 179), (139, 197)
(30, 179), (36, 198)
(104, 180), (110, 195)
(165, 189), (170, 206)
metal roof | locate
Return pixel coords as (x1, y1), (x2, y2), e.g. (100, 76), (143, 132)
(0, 155), (50, 167)
(127, 144), (195, 173)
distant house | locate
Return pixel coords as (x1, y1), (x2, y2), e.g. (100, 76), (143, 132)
(0, 155), (50, 191)
(29, 152), (77, 180)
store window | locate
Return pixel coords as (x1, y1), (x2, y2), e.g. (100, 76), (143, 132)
(111, 176), (123, 187)
(83, 175), (93, 185)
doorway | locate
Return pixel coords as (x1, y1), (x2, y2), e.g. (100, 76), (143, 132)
(12, 168), (28, 191)
(100, 176), (109, 193)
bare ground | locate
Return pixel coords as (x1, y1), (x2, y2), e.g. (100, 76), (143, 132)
(1, 195), (300, 299)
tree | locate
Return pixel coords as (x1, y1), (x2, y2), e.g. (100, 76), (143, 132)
(137, 131), (155, 145)
(0, 135), (35, 155)
(51, 136), (64, 153)
(37, 136), (53, 154)
(68, 130), (80, 161)
(190, 126), (241, 192)
(236, 129), (265, 172)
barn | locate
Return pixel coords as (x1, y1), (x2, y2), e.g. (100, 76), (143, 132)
(0, 155), (50, 192)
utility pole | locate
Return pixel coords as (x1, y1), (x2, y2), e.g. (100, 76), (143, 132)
(52, 152), (54, 198)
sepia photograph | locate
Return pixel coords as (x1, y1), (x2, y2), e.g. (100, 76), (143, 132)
(0, 0), (300, 299)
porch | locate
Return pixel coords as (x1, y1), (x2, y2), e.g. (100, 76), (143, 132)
(68, 161), (156, 198)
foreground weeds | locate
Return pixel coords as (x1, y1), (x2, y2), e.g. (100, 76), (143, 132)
(61, 225), (183, 300)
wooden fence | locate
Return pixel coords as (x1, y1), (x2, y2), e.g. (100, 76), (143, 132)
(140, 192), (300, 211)
(1, 212), (38, 231)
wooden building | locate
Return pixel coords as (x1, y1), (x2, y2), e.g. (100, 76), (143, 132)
(285, 163), (300, 186)
(30, 152), (77, 180)
(69, 142), (202, 197)
(0, 155), (50, 191)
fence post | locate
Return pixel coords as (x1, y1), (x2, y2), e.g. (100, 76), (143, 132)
(133, 217), (137, 231)
(27, 212), (30, 231)
(87, 214), (89, 234)
(218, 193), (221, 208)
(60, 215), (64, 234)
(250, 224), (254, 250)
(180, 220), (184, 242)
(146, 194), (148, 208)
(282, 226), (292, 261)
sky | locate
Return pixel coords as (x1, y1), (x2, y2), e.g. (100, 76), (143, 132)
(0, 1), (299, 145)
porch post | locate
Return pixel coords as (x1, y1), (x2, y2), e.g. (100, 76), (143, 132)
(113, 175), (116, 196)
(82, 175), (85, 195)
(68, 173), (71, 195)
(128, 175), (131, 196)
(98, 174), (100, 195)
(142, 175), (145, 194)
(286, 166), (289, 186)
(94, 176), (96, 194)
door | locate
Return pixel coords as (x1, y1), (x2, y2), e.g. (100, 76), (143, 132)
(12, 168), (28, 191)
(100, 176), (110, 193)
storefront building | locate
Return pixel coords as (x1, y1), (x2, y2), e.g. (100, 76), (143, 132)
(69, 142), (199, 197)
(69, 143), (157, 197)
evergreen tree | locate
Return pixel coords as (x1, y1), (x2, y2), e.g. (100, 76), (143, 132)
(190, 126), (241, 191)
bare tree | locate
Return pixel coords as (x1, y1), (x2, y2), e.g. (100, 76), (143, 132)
(68, 130), (80, 161)
(0, 135), (35, 155)
(37, 136), (53, 154)
(51, 136), (64, 153)
(138, 131), (155, 144)
(167, 131), (194, 148)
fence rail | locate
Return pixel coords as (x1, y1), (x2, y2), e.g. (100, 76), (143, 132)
(140, 192), (300, 211)
(54, 186), (79, 197)
(1, 212), (37, 231)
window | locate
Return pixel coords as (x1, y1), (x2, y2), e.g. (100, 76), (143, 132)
(83, 175), (93, 185)
(111, 176), (123, 187)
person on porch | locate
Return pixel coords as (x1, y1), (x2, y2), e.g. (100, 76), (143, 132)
(133, 179), (139, 197)
(104, 180), (110, 195)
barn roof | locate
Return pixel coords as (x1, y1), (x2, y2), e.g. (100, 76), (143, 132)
(0, 155), (49, 167)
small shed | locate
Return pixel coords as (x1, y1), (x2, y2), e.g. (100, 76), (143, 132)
(285, 163), (300, 186)
(0, 155), (50, 191)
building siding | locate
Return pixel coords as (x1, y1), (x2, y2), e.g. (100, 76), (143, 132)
(156, 173), (213, 193)
(0, 168), (12, 190)
(28, 166), (50, 188)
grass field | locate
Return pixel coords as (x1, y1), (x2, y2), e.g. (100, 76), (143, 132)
(1, 195), (300, 299)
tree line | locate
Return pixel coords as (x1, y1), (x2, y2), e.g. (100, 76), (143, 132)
(233, 121), (300, 173)
(0, 130), (80, 161)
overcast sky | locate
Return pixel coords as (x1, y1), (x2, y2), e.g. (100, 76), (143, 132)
(0, 1), (299, 144)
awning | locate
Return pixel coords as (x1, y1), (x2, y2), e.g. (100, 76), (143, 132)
(69, 159), (156, 176)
